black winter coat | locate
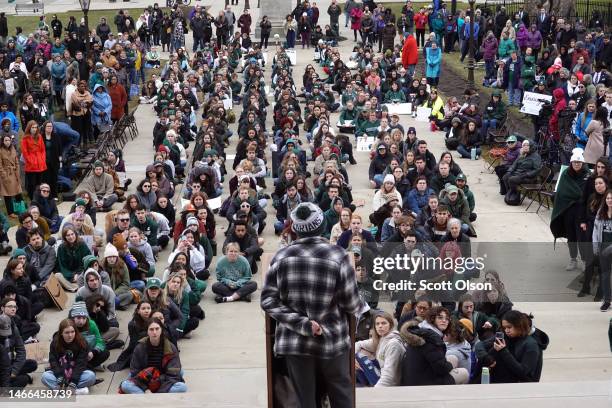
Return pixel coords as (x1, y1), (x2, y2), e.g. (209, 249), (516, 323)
(475, 333), (543, 383)
(399, 319), (455, 386)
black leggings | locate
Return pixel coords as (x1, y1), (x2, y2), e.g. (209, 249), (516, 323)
(88, 348), (110, 369)
(416, 29), (425, 46)
(563, 204), (591, 260)
(25, 172), (44, 200)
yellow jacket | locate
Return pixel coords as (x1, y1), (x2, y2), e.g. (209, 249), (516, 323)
(422, 96), (445, 120)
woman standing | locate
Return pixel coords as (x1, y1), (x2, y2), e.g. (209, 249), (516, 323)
(259, 16), (272, 49)
(69, 80), (93, 147)
(0, 134), (23, 218)
(355, 311), (405, 387)
(298, 13), (312, 49)
(119, 319), (186, 393)
(550, 148), (592, 271)
(584, 107), (609, 165)
(41, 121), (62, 198)
(593, 190), (612, 311)
(41, 319), (97, 394)
(283, 15), (298, 49)
(350, 6), (363, 42)
(20, 120), (46, 200)
(425, 41), (442, 86)
(107, 75), (127, 123)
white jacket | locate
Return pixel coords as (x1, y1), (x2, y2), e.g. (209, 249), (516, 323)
(355, 330), (405, 387)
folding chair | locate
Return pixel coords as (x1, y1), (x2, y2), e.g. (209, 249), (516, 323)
(535, 171), (558, 213)
(519, 166), (552, 211)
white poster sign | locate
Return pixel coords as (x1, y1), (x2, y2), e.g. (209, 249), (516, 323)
(383, 103), (413, 115)
(520, 92), (552, 116)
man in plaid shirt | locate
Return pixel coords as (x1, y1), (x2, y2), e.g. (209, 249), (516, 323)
(261, 202), (362, 408)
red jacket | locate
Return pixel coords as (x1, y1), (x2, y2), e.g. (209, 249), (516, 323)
(549, 88), (567, 141)
(414, 12), (427, 30)
(108, 83), (128, 120)
(21, 134), (47, 173)
(402, 34), (418, 67)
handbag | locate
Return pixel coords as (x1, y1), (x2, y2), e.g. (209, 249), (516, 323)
(13, 198), (27, 215)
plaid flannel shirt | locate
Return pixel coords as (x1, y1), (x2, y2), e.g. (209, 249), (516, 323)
(261, 236), (362, 358)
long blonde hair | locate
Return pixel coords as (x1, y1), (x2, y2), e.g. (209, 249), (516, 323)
(370, 311), (395, 352)
(164, 272), (187, 305)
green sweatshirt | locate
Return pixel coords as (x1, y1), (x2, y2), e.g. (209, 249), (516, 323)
(79, 319), (105, 352)
(57, 241), (92, 280)
(215, 255), (252, 288)
(384, 90), (406, 103)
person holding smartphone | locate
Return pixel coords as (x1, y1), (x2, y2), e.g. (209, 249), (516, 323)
(474, 310), (543, 383)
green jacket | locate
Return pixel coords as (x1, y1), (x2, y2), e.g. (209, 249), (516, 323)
(57, 241), (91, 280)
(484, 99), (507, 121)
(107, 262), (131, 296)
(187, 277), (207, 305)
(460, 185), (476, 212)
(79, 319), (106, 352)
(384, 90), (406, 103)
(339, 108), (359, 124)
(498, 38), (516, 58)
(358, 119), (380, 137)
(323, 208), (340, 238)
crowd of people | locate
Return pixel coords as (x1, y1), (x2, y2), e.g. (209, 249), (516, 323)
(0, 0), (608, 401)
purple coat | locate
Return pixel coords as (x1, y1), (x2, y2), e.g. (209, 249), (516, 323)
(516, 25), (529, 48)
(503, 142), (523, 165)
(526, 29), (542, 50)
(481, 36), (499, 61)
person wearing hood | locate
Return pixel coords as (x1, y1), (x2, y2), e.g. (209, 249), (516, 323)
(369, 143), (393, 188)
(520, 55), (536, 96)
(445, 318), (473, 377)
(76, 254), (111, 288)
(503, 50), (522, 107)
(549, 88), (567, 141)
(550, 148), (592, 271)
(400, 306), (469, 386)
(574, 100), (596, 150)
(108, 75), (127, 123)
(0, 311), (37, 388)
(91, 83), (112, 139)
(455, 173), (476, 218)
(135, 179), (157, 211)
(481, 31), (499, 85)
(24, 228), (56, 285)
(355, 311), (405, 387)
(482, 89), (506, 143)
(81, 161), (118, 212)
(501, 139), (541, 198)
(439, 185), (475, 236)
(76, 268), (117, 324)
(474, 310), (544, 383)
(526, 24), (542, 58)
(68, 301), (109, 371)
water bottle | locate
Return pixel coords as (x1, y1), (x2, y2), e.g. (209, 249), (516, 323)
(470, 148), (477, 160)
(481, 367), (490, 384)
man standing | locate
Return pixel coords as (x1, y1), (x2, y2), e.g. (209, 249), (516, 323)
(327, 0), (341, 36)
(261, 202), (361, 408)
(237, 9), (252, 36)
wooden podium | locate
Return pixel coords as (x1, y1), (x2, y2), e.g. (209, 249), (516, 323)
(260, 253), (356, 408)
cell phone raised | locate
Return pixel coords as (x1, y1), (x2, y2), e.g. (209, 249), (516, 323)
(495, 331), (504, 340)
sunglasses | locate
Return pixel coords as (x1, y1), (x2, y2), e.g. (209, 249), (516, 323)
(119, 218), (130, 222)
(41, 189), (50, 193)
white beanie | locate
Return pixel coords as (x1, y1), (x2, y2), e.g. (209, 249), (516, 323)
(383, 174), (395, 185)
(104, 242), (119, 258)
(570, 147), (585, 163)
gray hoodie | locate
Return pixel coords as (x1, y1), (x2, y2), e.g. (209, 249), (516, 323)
(445, 340), (473, 374)
(76, 268), (117, 321)
(24, 242), (56, 284)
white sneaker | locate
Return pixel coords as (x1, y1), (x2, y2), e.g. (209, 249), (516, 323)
(75, 387), (89, 395)
(566, 258), (578, 271)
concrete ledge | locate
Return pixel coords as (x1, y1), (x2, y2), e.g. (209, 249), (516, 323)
(9, 380), (609, 408)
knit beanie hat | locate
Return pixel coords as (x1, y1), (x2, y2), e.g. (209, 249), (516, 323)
(82, 254), (98, 269)
(383, 174), (395, 185)
(11, 248), (26, 259)
(186, 216), (199, 228)
(69, 301), (89, 319)
(104, 242), (119, 258)
(112, 233), (127, 250)
(458, 318), (474, 335)
(290, 202), (326, 237)
(75, 198), (87, 207)
(93, 160), (104, 169)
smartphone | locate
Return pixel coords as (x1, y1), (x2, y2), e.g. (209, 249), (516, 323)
(495, 332), (504, 340)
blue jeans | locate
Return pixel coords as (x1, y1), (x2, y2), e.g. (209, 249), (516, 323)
(130, 280), (145, 292)
(120, 373), (187, 393)
(274, 219), (285, 234)
(461, 223), (469, 234)
(507, 83), (521, 106)
(407, 64), (416, 77)
(286, 31), (296, 48)
(608, 138), (612, 161)
(484, 60), (495, 81)
(42, 370), (96, 389)
(481, 118), (498, 141)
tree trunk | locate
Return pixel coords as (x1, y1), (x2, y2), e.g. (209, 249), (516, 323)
(550, 0), (577, 23)
(524, 0), (540, 22)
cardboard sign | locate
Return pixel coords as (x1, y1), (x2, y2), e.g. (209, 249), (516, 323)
(383, 103), (413, 115)
(25, 342), (48, 364)
(44, 273), (68, 310)
(520, 91), (552, 116)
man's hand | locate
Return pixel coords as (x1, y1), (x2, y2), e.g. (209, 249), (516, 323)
(310, 320), (323, 336)
(87, 351), (93, 360)
(482, 321), (492, 329)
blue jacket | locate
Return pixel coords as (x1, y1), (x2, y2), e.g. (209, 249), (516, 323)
(91, 84), (112, 128)
(0, 111), (19, 133)
(574, 112), (592, 148)
(425, 46), (442, 78)
(404, 187), (435, 215)
(463, 22), (479, 39)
